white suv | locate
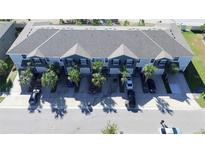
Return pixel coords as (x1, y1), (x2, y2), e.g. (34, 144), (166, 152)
(125, 77), (133, 90)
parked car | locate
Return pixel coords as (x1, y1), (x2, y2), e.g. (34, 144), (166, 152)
(29, 88), (41, 106)
(126, 90), (136, 108)
(125, 77), (133, 90)
(158, 127), (182, 134)
(147, 79), (156, 93)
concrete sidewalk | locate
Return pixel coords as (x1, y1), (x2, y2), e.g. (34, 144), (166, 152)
(0, 93), (201, 110)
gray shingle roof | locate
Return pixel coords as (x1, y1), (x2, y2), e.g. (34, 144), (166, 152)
(7, 24), (193, 59)
(108, 44), (138, 59)
(0, 22), (13, 38)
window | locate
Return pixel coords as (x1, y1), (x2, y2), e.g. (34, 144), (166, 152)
(136, 59), (140, 63)
(173, 57), (179, 61)
(21, 55), (26, 59)
(32, 58), (45, 65)
(45, 58), (50, 62)
(80, 59), (87, 65)
(158, 59), (167, 67)
(126, 59), (133, 67)
(150, 59), (155, 63)
(112, 59), (120, 66)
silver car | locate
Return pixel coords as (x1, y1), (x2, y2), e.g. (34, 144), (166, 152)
(158, 127), (182, 134)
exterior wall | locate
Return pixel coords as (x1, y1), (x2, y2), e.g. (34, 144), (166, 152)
(0, 23), (16, 59)
(137, 58), (151, 68)
(8, 53), (192, 75)
(9, 54), (23, 68)
(178, 56), (192, 71)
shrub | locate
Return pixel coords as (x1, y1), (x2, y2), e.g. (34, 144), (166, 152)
(68, 67), (80, 86)
(0, 60), (8, 76)
(41, 70), (58, 89)
(19, 68), (33, 86)
(92, 73), (105, 88)
(102, 121), (118, 134)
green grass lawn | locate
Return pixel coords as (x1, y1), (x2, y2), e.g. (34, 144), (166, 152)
(196, 96), (205, 108)
(183, 32), (205, 91)
(0, 97), (5, 103)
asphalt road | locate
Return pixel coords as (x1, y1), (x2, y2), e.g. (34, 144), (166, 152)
(0, 108), (205, 134)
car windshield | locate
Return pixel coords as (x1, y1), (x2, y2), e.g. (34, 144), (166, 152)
(128, 83), (132, 86)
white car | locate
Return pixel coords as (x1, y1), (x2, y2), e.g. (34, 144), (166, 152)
(125, 78), (133, 90)
(158, 127), (182, 134)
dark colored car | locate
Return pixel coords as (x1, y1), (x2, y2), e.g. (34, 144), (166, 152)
(29, 88), (41, 106)
(126, 90), (136, 108)
(147, 79), (156, 93)
(88, 83), (100, 94)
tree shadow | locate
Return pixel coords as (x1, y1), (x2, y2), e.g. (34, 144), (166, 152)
(41, 94), (67, 119)
(155, 97), (174, 115)
(100, 97), (117, 113)
(78, 99), (93, 115)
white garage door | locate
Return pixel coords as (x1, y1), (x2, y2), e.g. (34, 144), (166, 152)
(35, 67), (48, 73)
(80, 68), (91, 74)
(109, 68), (120, 74)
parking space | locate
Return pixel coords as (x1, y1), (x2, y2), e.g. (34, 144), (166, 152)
(133, 75), (143, 93)
(168, 73), (191, 94)
(152, 75), (167, 94)
(79, 76), (89, 93)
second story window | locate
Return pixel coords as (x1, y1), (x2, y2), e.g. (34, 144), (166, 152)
(173, 57), (179, 61)
(80, 58), (87, 66)
(22, 55), (27, 59)
(150, 59), (155, 63)
(126, 59), (133, 67)
(112, 59), (120, 66)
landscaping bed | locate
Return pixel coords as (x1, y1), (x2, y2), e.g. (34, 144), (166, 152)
(0, 97), (5, 103)
(196, 96), (205, 108)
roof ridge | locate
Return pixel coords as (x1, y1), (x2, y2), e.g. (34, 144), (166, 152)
(140, 30), (166, 52)
(163, 29), (193, 54)
(108, 44), (138, 59)
(31, 29), (61, 55)
(61, 42), (91, 58)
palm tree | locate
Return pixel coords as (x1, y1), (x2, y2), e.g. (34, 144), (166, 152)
(123, 20), (130, 26)
(92, 60), (103, 73)
(200, 24), (205, 33)
(101, 121), (118, 134)
(106, 19), (112, 26)
(166, 63), (179, 74)
(68, 67), (80, 86)
(19, 67), (33, 86)
(120, 66), (129, 85)
(92, 19), (101, 26)
(0, 59), (8, 77)
(92, 73), (105, 88)
(143, 64), (157, 82)
(41, 69), (58, 89)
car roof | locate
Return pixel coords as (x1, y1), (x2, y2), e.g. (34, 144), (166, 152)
(159, 127), (182, 134)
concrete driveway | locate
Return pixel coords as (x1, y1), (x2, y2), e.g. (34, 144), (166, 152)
(168, 73), (191, 94)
